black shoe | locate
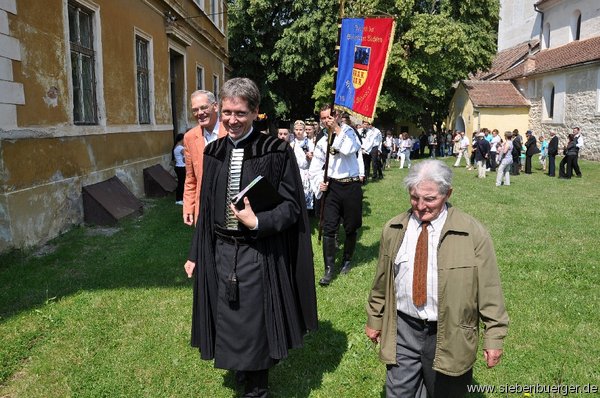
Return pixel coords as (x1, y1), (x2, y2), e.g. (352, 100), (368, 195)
(340, 260), (351, 274)
(576, 174), (582, 178)
(319, 267), (334, 286)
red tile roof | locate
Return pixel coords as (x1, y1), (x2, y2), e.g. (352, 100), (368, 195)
(531, 36), (600, 74)
(472, 40), (539, 80)
(462, 80), (530, 107)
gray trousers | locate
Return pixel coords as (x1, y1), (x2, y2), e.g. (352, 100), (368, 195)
(386, 311), (472, 398)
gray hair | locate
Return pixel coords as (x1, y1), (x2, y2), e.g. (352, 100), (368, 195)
(190, 90), (217, 104)
(219, 77), (261, 111)
(403, 160), (453, 196)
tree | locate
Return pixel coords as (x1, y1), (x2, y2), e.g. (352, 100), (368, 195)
(227, 0), (338, 120)
(228, 0), (500, 129)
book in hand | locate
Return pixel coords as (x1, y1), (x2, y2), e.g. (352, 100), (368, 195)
(232, 175), (283, 213)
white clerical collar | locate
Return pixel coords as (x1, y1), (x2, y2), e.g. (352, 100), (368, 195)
(229, 127), (254, 146)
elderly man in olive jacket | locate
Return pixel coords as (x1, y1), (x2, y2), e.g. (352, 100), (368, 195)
(365, 159), (509, 398)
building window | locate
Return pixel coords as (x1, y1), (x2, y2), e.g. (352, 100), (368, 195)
(210, 0), (217, 25)
(193, 0), (204, 11)
(213, 74), (219, 100)
(136, 36), (150, 124)
(196, 66), (205, 91)
(543, 83), (555, 120)
(68, 3), (97, 125)
(543, 22), (551, 49)
(596, 68), (600, 113)
(548, 86), (555, 119)
(572, 11), (582, 41)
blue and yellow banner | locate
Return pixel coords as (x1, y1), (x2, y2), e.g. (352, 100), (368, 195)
(334, 18), (395, 122)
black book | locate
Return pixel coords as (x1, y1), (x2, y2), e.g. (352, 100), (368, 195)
(233, 175), (283, 213)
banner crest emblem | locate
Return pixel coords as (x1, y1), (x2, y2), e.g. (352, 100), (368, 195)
(352, 46), (370, 89)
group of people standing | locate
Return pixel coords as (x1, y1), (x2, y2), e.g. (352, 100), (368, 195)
(175, 77), (510, 398)
(446, 127), (585, 186)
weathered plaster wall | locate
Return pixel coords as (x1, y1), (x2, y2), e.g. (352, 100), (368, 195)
(0, 130), (172, 251)
(0, 0), (229, 252)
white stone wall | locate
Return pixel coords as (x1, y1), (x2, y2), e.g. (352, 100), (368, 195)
(539, 0), (600, 48)
(498, 0), (541, 51)
(527, 65), (600, 161)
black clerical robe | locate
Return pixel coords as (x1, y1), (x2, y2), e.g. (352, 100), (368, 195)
(188, 130), (318, 370)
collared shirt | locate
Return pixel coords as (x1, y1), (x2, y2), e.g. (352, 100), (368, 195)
(460, 136), (470, 149)
(361, 126), (382, 152)
(575, 133), (584, 149)
(203, 121), (220, 145)
(308, 124), (361, 199)
(394, 205), (448, 321)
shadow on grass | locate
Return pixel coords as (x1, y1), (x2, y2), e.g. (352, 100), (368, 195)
(217, 321), (346, 397)
(0, 197), (192, 319)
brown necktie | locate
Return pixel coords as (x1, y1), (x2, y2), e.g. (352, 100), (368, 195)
(412, 221), (429, 307)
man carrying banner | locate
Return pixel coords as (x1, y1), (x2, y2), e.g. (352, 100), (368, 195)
(309, 104), (363, 286)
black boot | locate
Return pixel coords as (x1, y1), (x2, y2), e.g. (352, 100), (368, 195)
(340, 232), (357, 274)
(319, 236), (337, 286)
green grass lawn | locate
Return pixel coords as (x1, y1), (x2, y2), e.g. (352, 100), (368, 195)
(1, 156), (599, 397)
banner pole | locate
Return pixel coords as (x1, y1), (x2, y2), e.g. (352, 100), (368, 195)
(318, 0), (345, 244)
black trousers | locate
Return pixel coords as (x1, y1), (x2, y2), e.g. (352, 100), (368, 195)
(548, 154), (556, 176)
(243, 369), (269, 398)
(322, 180), (362, 238)
(489, 152), (497, 171)
(525, 155), (533, 174)
(559, 155), (575, 178)
(363, 153), (372, 179)
(572, 154), (582, 176)
(175, 166), (186, 201)
(371, 148), (383, 178)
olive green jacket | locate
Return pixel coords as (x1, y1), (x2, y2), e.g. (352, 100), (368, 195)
(366, 206), (509, 376)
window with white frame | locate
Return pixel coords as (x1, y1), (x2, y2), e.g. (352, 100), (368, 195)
(68, 2), (97, 124)
(136, 36), (150, 124)
(196, 66), (205, 91)
(210, 0), (217, 25)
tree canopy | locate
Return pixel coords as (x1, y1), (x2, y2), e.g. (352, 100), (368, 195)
(227, 0), (499, 128)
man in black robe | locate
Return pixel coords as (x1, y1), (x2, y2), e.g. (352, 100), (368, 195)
(184, 78), (318, 397)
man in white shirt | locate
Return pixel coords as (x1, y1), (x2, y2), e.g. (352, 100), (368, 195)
(183, 90), (225, 225)
(309, 104), (363, 286)
(572, 126), (584, 177)
(361, 120), (383, 181)
(453, 131), (470, 168)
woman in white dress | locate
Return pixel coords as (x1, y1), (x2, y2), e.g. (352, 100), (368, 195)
(290, 120), (315, 209)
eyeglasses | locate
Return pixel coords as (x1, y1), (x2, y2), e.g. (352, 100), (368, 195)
(192, 105), (213, 114)
(221, 110), (251, 118)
